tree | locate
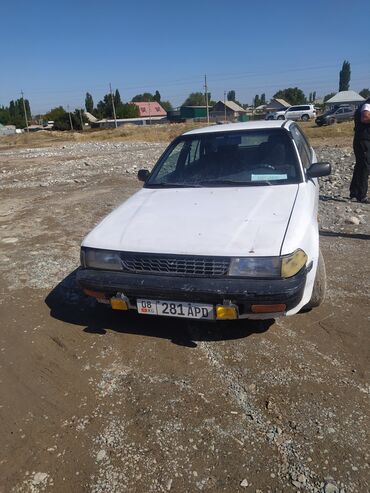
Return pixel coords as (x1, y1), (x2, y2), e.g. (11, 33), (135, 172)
(154, 90), (161, 102)
(359, 88), (370, 99)
(44, 106), (66, 121)
(53, 111), (81, 131)
(260, 93), (266, 105)
(227, 90), (236, 102)
(115, 103), (140, 119)
(339, 60), (351, 91)
(182, 92), (209, 106)
(85, 92), (94, 113)
(323, 92), (336, 102)
(0, 106), (11, 125)
(273, 87), (306, 105)
(253, 95), (261, 107)
(160, 100), (173, 112)
(132, 92), (156, 102)
(114, 89), (122, 108)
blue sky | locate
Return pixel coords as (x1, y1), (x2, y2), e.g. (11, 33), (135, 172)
(1, 0), (369, 114)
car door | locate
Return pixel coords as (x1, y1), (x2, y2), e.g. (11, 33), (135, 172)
(335, 108), (345, 122)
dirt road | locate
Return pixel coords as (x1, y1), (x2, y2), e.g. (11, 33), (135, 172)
(0, 140), (369, 493)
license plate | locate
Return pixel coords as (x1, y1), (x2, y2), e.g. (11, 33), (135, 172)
(137, 299), (214, 320)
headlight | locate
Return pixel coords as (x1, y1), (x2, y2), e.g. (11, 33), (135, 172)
(281, 249), (307, 278)
(229, 257), (281, 277)
(82, 248), (122, 271)
(229, 249), (307, 278)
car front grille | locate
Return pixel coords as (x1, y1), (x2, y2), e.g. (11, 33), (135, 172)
(120, 253), (230, 277)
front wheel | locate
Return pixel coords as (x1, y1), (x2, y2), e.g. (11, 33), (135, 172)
(302, 250), (327, 310)
(301, 114), (309, 121)
(329, 117), (336, 125)
(277, 115), (285, 120)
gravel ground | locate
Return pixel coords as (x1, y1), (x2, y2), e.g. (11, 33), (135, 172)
(0, 139), (369, 493)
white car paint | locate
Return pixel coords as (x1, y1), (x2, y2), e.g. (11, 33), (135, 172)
(82, 185), (299, 257)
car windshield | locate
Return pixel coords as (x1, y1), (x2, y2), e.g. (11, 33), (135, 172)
(146, 129), (301, 188)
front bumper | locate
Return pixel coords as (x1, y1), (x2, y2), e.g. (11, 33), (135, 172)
(76, 267), (308, 315)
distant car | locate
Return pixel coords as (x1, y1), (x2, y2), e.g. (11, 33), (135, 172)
(315, 106), (355, 126)
(285, 104), (316, 121)
(265, 109), (287, 120)
(77, 121), (331, 321)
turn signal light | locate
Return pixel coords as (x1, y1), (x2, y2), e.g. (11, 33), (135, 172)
(251, 304), (286, 313)
(83, 289), (107, 300)
(216, 305), (238, 320)
(110, 297), (128, 311)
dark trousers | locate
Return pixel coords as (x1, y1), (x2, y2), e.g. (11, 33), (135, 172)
(350, 138), (370, 200)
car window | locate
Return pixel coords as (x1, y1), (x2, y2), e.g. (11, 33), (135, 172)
(290, 125), (312, 170)
(147, 129), (301, 187)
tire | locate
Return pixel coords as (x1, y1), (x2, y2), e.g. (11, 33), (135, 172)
(277, 115), (285, 120)
(303, 250), (327, 310)
(329, 117), (336, 125)
(301, 114), (309, 121)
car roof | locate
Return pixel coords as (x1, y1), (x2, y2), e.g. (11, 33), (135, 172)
(183, 120), (293, 136)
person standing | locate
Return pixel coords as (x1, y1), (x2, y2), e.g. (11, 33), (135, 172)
(350, 97), (370, 203)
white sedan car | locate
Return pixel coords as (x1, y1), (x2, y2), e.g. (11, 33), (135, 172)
(77, 121), (331, 321)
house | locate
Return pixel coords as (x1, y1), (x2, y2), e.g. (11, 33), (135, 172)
(325, 90), (365, 110)
(210, 100), (247, 122)
(132, 102), (167, 118)
(0, 124), (16, 136)
(265, 98), (291, 112)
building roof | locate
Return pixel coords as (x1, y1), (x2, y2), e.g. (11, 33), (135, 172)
(84, 111), (98, 123)
(132, 102), (167, 117)
(222, 100), (247, 112)
(272, 98), (291, 108)
(326, 90), (365, 104)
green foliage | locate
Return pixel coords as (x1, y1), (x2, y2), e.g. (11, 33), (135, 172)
(160, 100), (173, 111)
(273, 87), (306, 105)
(154, 90), (161, 102)
(44, 106), (66, 121)
(339, 60), (351, 91)
(132, 92), (156, 102)
(227, 90), (236, 102)
(359, 88), (370, 99)
(323, 92), (336, 102)
(53, 111), (81, 131)
(253, 94), (262, 107)
(0, 98), (32, 128)
(85, 93), (94, 113)
(114, 89), (122, 108)
(0, 106), (11, 125)
(115, 103), (140, 119)
(183, 92), (210, 106)
(260, 93), (266, 105)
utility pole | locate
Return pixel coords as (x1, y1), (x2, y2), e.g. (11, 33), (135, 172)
(67, 105), (73, 130)
(109, 83), (118, 128)
(224, 91), (227, 122)
(79, 109), (84, 131)
(204, 74), (210, 125)
(21, 90), (29, 132)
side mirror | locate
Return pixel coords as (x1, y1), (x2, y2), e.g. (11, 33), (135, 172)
(137, 169), (150, 182)
(307, 162), (331, 178)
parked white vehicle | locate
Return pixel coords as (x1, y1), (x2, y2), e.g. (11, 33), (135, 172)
(285, 104), (316, 121)
(78, 121), (331, 321)
(265, 109), (287, 120)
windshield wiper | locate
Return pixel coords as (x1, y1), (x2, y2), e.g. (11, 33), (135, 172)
(199, 179), (272, 186)
(146, 182), (201, 188)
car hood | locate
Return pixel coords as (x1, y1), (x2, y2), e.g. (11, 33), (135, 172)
(82, 185), (299, 257)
